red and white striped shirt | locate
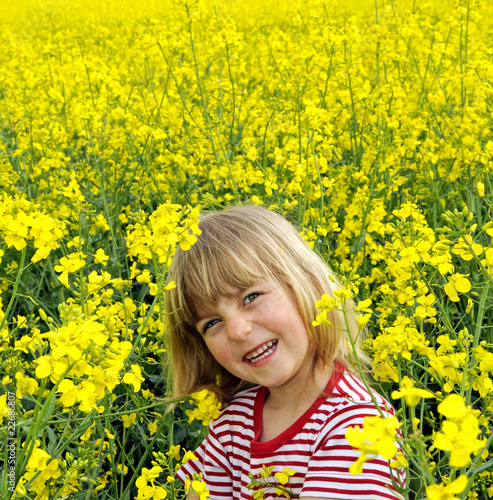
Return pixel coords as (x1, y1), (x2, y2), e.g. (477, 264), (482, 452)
(177, 369), (406, 499)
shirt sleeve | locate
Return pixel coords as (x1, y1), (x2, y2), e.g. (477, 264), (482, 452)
(301, 403), (406, 500)
(176, 422), (234, 499)
(175, 438), (206, 483)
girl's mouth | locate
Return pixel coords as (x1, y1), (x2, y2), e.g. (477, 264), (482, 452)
(244, 340), (278, 364)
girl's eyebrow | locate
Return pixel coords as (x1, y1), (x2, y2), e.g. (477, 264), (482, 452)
(194, 306), (216, 322)
(194, 297), (226, 321)
(194, 287), (251, 322)
(195, 311), (213, 323)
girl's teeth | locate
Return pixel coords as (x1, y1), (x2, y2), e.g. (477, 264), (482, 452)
(248, 341), (272, 358)
(246, 340), (277, 363)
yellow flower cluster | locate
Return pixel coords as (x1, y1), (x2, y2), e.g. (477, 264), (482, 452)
(426, 475), (468, 500)
(346, 415), (402, 475)
(0, 195), (64, 262)
(135, 466), (168, 500)
(134, 447), (201, 500)
(15, 442), (63, 499)
(33, 319), (133, 412)
(433, 394), (485, 468)
(126, 204), (201, 265)
(185, 476), (210, 500)
(186, 389), (222, 426)
(247, 465), (298, 499)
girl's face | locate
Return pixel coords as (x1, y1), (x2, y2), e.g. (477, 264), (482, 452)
(195, 279), (317, 392)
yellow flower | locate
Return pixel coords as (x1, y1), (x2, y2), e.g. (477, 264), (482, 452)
(54, 252), (87, 288)
(94, 248), (109, 266)
(397, 286), (417, 306)
(273, 467), (297, 496)
(444, 273), (472, 302)
(0, 394), (10, 424)
(274, 467), (296, 485)
(346, 416), (402, 474)
(54, 252), (86, 274)
(135, 466), (163, 489)
(148, 420), (158, 436)
(438, 394), (471, 420)
(24, 441), (51, 472)
(80, 422), (95, 442)
(390, 452), (409, 469)
(186, 389), (221, 426)
(105, 428), (115, 439)
(312, 294), (341, 327)
(94, 214), (110, 231)
(192, 479), (209, 500)
(415, 294), (437, 321)
(181, 450), (198, 464)
(166, 445), (181, 461)
(122, 412), (137, 428)
(259, 465), (273, 478)
(122, 364), (145, 392)
(135, 484), (167, 500)
(433, 394), (484, 467)
(425, 475), (467, 500)
(391, 376), (435, 407)
(117, 464), (128, 474)
(137, 269), (152, 284)
(247, 146), (258, 161)
(452, 236), (483, 261)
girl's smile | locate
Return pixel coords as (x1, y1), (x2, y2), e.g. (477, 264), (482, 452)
(244, 339), (278, 364)
(195, 279), (318, 392)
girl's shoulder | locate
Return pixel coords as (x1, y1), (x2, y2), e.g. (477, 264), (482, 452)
(331, 371), (392, 409)
(208, 385), (263, 434)
(217, 385), (264, 417)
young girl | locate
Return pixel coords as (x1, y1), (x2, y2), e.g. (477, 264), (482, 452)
(165, 205), (405, 500)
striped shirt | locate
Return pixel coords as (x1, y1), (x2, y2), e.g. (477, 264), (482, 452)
(177, 369), (406, 499)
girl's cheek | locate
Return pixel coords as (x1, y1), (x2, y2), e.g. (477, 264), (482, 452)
(205, 336), (224, 356)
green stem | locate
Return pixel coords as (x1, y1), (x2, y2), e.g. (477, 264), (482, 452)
(0, 247), (26, 332)
(120, 409), (175, 499)
(464, 284), (489, 402)
(463, 430), (493, 497)
(341, 304), (390, 418)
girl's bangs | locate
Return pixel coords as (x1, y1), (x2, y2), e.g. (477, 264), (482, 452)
(180, 241), (273, 322)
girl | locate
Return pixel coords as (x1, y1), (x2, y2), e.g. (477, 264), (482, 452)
(165, 205), (405, 500)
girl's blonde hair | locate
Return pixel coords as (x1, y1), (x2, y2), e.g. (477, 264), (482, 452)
(165, 205), (370, 402)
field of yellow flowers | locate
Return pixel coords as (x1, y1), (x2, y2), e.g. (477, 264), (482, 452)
(1, 0), (493, 498)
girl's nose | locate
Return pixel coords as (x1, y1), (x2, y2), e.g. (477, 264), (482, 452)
(226, 315), (252, 342)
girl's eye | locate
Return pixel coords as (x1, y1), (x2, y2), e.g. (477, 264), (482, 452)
(202, 318), (220, 333)
(244, 292), (260, 305)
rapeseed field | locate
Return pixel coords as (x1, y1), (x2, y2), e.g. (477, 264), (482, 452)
(1, 0), (493, 498)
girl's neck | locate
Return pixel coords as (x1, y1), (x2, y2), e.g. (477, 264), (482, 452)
(259, 362), (334, 442)
(265, 361), (333, 413)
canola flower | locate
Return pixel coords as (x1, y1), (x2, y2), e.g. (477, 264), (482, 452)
(185, 389), (222, 426)
(345, 415), (402, 475)
(433, 394), (485, 468)
(425, 475), (468, 500)
(247, 466), (299, 499)
(135, 466), (168, 500)
(1, 0), (493, 498)
(391, 376), (435, 407)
